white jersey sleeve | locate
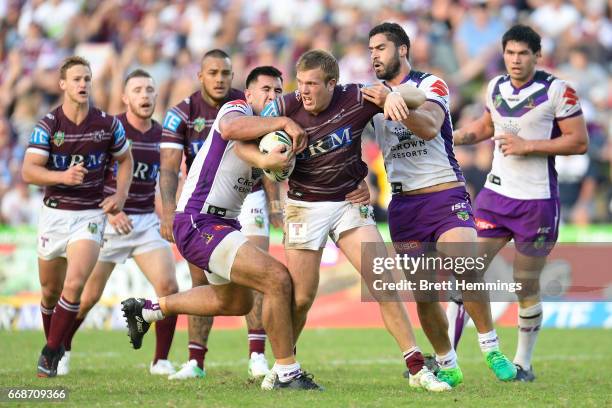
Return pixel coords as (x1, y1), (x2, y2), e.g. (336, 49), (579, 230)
(418, 75), (451, 113)
(373, 71), (463, 193)
(550, 79), (582, 119)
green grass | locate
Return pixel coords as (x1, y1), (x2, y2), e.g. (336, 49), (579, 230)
(1, 328), (610, 407)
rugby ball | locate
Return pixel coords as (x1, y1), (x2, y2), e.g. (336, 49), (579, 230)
(258, 130), (296, 182)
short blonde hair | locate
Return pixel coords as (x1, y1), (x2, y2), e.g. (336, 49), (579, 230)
(59, 56), (91, 79)
(296, 50), (339, 83)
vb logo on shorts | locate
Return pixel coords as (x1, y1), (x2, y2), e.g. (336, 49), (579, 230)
(87, 222), (98, 234)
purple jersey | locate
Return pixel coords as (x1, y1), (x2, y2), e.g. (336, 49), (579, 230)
(104, 113), (161, 215)
(160, 89), (244, 170)
(27, 106), (128, 210)
(262, 84), (381, 201)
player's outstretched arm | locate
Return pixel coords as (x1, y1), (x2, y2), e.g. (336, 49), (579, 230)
(159, 148), (182, 242)
(361, 83), (425, 110)
(219, 111), (292, 142)
(495, 114), (588, 157)
(453, 110), (495, 146)
(22, 152), (88, 186)
(100, 148), (133, 214)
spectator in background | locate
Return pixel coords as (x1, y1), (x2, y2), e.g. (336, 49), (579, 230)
(1, 178), (42, 226)
(556, 46), (608, 102)
(0, 0), (609, 226)
(338, 41), (372, 84)
(185, 0), (223, 57)
(530, 0), (580, 42)
(453, 0), (506, 85)
(0, 117), (25, 217)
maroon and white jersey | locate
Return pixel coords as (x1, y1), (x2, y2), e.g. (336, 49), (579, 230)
(160, 89), (244, 171)
(261, 84), (381, 201)
(104, 113), (161, 215)
(27, 106), (128, 210)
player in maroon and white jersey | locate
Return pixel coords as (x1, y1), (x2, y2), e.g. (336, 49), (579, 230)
(57, 69), (179, 377)
(22, 56), (133, 377)
(160, 49), (275, 379)
(254, 50), (450, 392)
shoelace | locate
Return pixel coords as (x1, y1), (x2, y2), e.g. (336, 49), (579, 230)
(436, 370), (454, 383)
(297, 371), (319, 387)
(487, 351), (508, 369)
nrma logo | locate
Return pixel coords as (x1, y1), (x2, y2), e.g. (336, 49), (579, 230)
(50, 152), (107, 170)
(297, 126), (352, 160)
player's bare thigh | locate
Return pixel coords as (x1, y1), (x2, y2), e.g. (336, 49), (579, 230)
(79, 261), (116, 317)
(133, 246), (178, 297)
(188, 262), (210, 286)
(229, 239), (292, 296)
(285, 248), (323, 310)
(38, 257), (67, 305)
(62, 240), (102, 299)
(336, 224), (386, 277)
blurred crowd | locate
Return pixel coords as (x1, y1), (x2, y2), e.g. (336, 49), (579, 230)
(0, 0), (610, 227)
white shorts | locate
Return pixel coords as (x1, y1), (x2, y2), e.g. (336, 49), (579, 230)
(208, 230), (249, 285)
(99, 212), (170, 264)
(284, 198), (376, 250)
(238, 189), (269, 237)
(37, 206), (106, 260)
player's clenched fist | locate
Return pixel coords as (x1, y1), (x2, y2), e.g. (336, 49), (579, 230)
(99, 192), (127, 215)
(160, 210), (175, 243)
(383, 92), (410, 122)
(61, 162), (88, 185)
(283, 118), (307, 154)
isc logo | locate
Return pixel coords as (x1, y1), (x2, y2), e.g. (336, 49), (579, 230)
(451, 202), (467, 212)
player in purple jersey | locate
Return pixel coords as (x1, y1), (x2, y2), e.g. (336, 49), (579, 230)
(451, 25), (588, 382)
(254, 50), (451, 392)
(57, 69), (179, 377)
(122, 66), (323, 390)
(22, 56), (133, 377)
(365, 22), (517, 386)
(159, 49), (275, 379)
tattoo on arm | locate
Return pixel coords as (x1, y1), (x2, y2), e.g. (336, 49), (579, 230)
(456, 132), (477, 146)
(160, 168), (179, 211)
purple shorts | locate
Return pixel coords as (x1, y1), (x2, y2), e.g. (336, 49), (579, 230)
(173, 212), (241, 272)
(388, 186), (476, 247)
(474, 188), (559, 257)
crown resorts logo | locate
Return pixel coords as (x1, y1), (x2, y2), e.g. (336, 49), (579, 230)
(194, 117), (206, 133)
(53, 131), (65, 147)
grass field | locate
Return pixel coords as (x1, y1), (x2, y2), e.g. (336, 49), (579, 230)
(1, 327), (610, 407)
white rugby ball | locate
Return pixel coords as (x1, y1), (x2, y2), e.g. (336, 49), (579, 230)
(258, 130), (296, 182)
